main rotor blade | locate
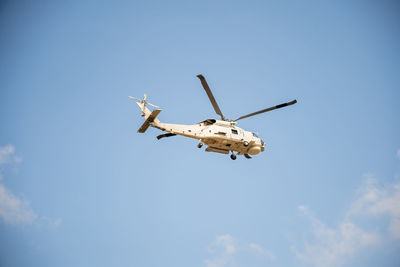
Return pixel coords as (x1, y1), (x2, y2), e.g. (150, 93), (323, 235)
(233, 99), (297, 121)
(197, 74), (225, 120)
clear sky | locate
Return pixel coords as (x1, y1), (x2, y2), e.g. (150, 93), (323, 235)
(0, 1), (399, 266)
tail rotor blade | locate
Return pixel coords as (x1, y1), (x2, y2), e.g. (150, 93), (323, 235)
(128, 96), (141, 101)
(147, 103), (160, 108)
(129, 95), (160, 109)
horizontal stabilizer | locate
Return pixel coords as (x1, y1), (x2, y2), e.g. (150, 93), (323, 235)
(138, 109), (161, 133)
(157, 133), (177, 140)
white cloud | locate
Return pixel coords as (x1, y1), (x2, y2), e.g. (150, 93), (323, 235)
(204, 234), (275, 267)
(294, 177), (400, 267)
(214, 234), (237, 255)
(0, 144), (21, 165)
(40, 216), (62, 228)
(205, 234), (237, 267)
(248, 243), (276, 260)
(293, 205), (380, 267)
(0, 183), (37, 224)
(348, 178), (400, 239)
(0, 144), (37, 225)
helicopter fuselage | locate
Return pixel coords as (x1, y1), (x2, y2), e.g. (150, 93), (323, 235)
(136, 101), (264, 156)
(154, 119), (265, 156)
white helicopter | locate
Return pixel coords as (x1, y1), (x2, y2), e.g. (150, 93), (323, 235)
(129, 74), (297, 160)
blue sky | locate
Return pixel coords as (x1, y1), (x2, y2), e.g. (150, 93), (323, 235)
(0, 1), (399, 266)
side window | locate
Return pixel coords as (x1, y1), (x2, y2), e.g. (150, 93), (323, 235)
(231, 129), (238, 134)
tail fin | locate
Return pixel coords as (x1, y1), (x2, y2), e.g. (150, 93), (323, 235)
(137, 109), (161, 133)
(130, 95), (162, 133)
(134, 99), (161, 122)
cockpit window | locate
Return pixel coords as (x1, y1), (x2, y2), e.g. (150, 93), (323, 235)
(198, 119), (216, 125)
(252, 132), (258, 137)
(231, 129), (238, 134)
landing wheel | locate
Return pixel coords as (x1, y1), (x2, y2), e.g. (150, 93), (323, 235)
(230, 154), (237, 160)
(197, 143), (203, 148)
(243, 141), (249, 147)
(244, 153), (252, 159)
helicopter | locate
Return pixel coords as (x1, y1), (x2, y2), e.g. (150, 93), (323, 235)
(129, 74), (297, 160)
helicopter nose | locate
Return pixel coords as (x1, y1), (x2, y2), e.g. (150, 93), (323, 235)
(248, 145), (261, 155)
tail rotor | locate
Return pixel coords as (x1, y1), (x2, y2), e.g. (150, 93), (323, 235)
(128, 94), (160, 109)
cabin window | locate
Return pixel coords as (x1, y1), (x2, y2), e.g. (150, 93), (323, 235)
(231, 129), (238, 134)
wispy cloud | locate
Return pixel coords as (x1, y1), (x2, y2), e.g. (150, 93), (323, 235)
(248, 243), (276, 260)
(0, 144), (37, 225)
(293, 150), (400, 266)
(205, 234), (237, 267)
(41, 216), (63, 228)
(348, 178), (400, 239)
(0, 144), (21, 165)
(0, 183), (37, 224)
(204, 234), (275, 267)
(294, 173), (400, 266)
(293, 205), (380, 267)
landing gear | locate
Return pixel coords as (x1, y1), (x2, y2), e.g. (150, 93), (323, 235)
(244, 153), (252, 159)
(197, 142), (203, 148)
(230, 154), (237, 160)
